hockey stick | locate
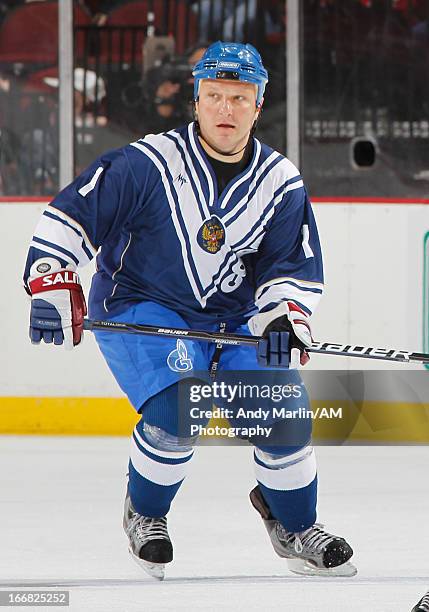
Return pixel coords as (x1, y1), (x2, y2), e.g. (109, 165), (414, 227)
(83, 319), (429, 365)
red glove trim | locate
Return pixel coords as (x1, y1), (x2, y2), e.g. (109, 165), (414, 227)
(70, 286), (87, 345)
(29, 270), (87, 346)
(29, 270), (81, 295)
(287, 300), (311, 331)
(286, 300), (307, 316)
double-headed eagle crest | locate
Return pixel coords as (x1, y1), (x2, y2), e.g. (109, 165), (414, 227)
(197, 216), (226, 254)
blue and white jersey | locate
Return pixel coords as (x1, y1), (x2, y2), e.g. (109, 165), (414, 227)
(24, 122), (324, 324)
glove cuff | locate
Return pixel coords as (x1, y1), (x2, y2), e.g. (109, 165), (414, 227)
(29, 270), (82, 295)
(248, 301), (307, 337)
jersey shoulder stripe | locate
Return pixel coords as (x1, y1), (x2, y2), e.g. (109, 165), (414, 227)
(163, 131), (210, 220)
(131, 138), (206, 305)
(31, 236), (80, 266)
(42, 210), (94, 261)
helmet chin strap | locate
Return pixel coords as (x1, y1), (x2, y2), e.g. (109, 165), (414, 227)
(201, 139), (248, 158)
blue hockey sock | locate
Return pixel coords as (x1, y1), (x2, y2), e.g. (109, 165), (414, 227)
(128, 385), (195, 517)
(254, 445), (318, 532)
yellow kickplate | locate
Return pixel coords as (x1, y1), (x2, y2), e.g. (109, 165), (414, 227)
(0, 397), (428, 442)
(0, 397), (137, 435)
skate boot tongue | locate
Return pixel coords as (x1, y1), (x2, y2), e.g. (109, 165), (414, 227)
(279, 523), (356, 577)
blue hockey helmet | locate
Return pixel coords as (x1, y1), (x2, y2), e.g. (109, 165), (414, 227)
(192, 41), (268, 107)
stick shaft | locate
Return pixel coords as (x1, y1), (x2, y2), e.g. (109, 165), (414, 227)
(83, 318), (258, 346)
(83, 319), (429, 364)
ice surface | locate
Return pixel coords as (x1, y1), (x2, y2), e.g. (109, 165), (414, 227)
(0, 436), (427, 611)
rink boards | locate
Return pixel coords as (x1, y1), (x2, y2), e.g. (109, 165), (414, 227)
(1, 199), (428, 440)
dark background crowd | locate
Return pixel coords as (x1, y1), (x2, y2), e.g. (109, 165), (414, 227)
(0, 0), (428, 197)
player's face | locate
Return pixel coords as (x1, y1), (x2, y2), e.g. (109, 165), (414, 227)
(196, 79), (261, 157)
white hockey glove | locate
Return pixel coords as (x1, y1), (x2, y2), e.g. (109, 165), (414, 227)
(248, 301), (312, 368)
(27, 258), (87, 350)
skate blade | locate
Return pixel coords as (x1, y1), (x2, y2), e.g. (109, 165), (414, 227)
(287, 558), (358, 577)
(128, 548), (166, 581)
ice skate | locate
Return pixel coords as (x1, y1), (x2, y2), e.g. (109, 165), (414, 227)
(250, 485), (357, 577)
(123, 491), (173, 580)
(412, 591), (429, 612)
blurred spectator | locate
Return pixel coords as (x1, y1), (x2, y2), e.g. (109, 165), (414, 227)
(46, 66), (135, 172)
(141, 42), (208, 133)
(0, 124), (22, 195)
(254, 0), (285, 108)
(412, 20), (428, 38)
(19, 67), (111, 193)
(191, 0), (257, 41)
(0, 70), (25, 194)
(79, 0), (127, 25)
(43, 66), (107, 127)
(0, 71), (10, 95)
(22, 107), (58, 194)
(411, 0), (429, 40)
(262, 0), (286, 46)
(0, 1), (22, 26)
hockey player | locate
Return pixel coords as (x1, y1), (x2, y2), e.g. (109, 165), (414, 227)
(23, 42), (355, 580)
(412, 590), (429, 611)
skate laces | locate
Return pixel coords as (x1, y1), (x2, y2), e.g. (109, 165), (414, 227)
(127, 513), (169, 544)
(277, 523), (337, 555)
